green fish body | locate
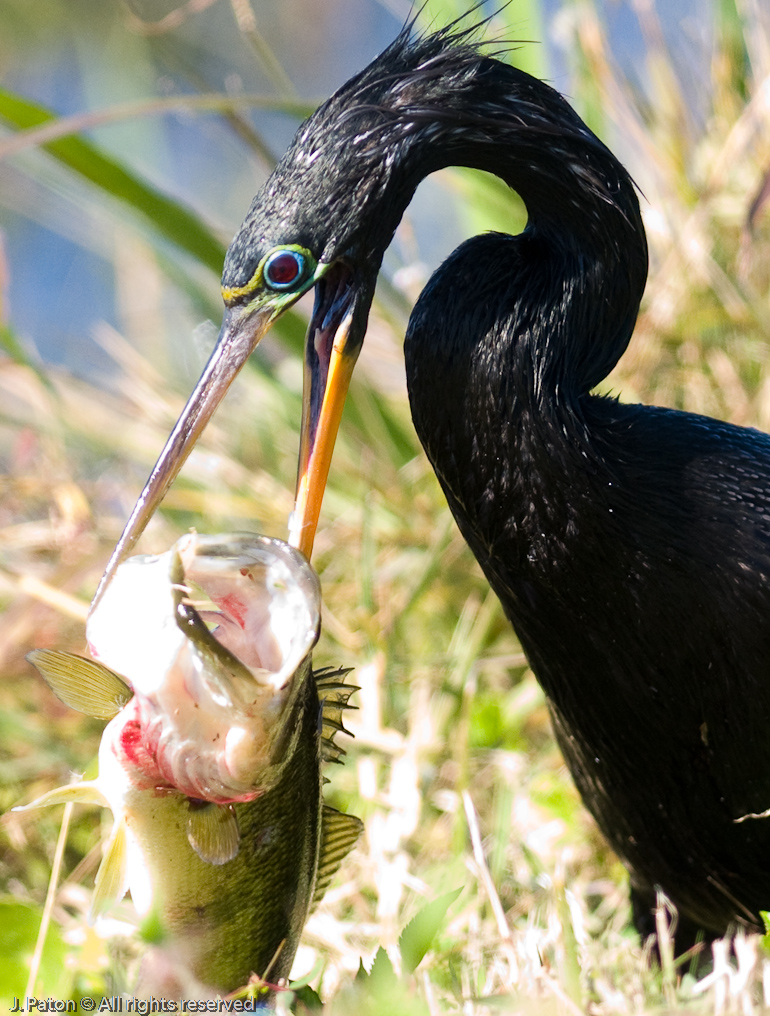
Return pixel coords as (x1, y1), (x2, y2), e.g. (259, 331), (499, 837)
(20, 533), (361, 997)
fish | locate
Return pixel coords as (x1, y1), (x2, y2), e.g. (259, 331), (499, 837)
(17, 532), (362, 998)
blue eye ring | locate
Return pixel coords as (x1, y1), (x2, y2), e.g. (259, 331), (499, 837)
(263, 249), (306, 291)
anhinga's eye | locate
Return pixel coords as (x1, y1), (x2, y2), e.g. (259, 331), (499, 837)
(263, 249), (306, 290)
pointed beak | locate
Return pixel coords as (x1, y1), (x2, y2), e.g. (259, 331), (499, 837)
(289, 263), (374, 559)
(93, 302), (274, 610)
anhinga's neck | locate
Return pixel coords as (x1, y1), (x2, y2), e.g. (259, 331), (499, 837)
(369, 57), (647, 389)
(398, 59), (648, 557)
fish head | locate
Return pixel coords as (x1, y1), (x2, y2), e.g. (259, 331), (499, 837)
(87, 533), (321, 802)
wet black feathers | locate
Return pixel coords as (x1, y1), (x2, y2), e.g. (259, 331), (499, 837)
(224, 21), (644, 296)
(405, 217), (770, 936)
(226, 20), (770, 941)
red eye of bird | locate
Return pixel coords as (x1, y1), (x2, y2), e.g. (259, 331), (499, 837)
(264, 250), (305, 290)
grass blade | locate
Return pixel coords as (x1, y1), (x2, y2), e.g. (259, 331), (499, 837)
(0, 88), (227, 274)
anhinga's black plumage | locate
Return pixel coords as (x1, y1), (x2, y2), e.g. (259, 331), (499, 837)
(113, 21), (770, 944)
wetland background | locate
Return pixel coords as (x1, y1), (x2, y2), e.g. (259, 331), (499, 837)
(1, 0), (770, 1011)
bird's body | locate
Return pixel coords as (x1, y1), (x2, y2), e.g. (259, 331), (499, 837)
(409, 253), (770, 934)
(113, 20), (770, 943)
(404, 185), (770, 937)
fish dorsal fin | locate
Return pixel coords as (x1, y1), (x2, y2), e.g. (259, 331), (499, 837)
(13, 780), (108, 812)
(91, 818), (129, 920)
(27, 649), (132, 720)
(312, 805), (363, 908)
(186, 801), (240, 865)
(315, 666), (358, 764)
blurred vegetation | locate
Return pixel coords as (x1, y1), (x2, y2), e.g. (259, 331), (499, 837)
(1, 0), (770, 1012)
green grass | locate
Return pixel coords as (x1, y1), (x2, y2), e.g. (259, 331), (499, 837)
(2, 0), (770, 1011)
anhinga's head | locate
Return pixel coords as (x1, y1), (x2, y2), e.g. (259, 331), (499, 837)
(214, 19), (514, 561)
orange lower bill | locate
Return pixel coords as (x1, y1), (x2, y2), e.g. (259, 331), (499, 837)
(290, 308), (359, 559)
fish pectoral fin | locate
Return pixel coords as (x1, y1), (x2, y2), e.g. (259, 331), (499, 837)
(27, 649), (132, 720)
(13, 780), (109, 812)
(312, 805), (363, 908)
(186, 802), (240, 865)
(90, 817), (129, 920)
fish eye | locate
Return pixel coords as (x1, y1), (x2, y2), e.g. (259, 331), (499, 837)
(263, 249), (306, 291)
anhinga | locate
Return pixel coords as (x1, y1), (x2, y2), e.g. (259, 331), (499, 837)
(98, 22), (770, 945)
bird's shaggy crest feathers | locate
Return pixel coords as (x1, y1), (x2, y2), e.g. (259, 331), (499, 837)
(223, 16), (643, 299)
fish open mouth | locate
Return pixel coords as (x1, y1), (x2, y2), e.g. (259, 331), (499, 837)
(85, 532), (323, 802)
(88, 533), (321, 701)
(176, 533), (321, 695)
